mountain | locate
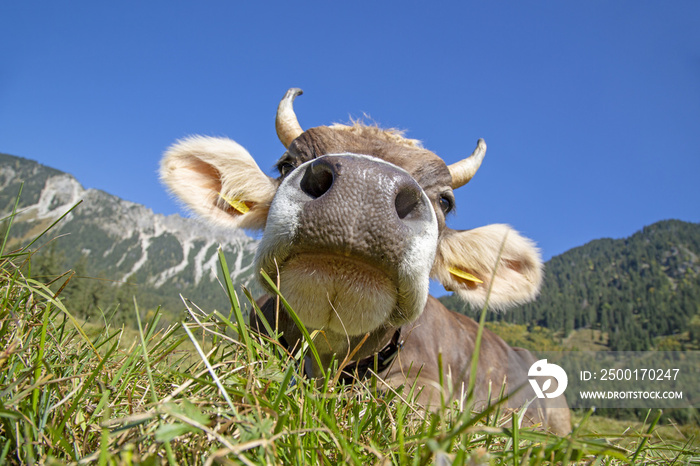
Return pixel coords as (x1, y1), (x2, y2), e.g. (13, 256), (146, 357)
(439, 219), (700, 351)
(0, 152), (260, 325)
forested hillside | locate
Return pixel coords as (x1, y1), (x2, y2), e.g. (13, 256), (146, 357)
(440, 220), (700, 351)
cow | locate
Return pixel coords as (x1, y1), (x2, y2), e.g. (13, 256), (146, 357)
(160, 89), (571, 434)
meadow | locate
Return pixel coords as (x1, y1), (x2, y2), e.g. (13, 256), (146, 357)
(1, 200), (698, 465)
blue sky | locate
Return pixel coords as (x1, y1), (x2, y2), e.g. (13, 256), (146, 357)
(2, 2), (699, 280)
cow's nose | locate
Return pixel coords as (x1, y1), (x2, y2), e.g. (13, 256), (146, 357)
(263, 152), (438, 276)
(300, 158), (334, 199)
(394, 184), (423, 221)
(299, 155), (429, 225)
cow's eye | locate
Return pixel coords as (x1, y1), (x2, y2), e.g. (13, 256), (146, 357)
(438, 194), (454, 214)
(279, 162), (296, 177)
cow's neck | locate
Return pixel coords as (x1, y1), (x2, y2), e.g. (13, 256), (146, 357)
(261, 297), (403, 377)
(310, 325), (399, 371)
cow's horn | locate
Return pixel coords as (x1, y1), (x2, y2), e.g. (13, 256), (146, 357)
(448, 139), (487, 189)
(276, 88), (304, 148)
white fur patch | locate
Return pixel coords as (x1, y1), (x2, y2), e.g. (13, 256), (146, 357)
(279, 254), (397, 335)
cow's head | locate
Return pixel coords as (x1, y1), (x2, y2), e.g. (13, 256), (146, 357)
(161, 89), (542, 336)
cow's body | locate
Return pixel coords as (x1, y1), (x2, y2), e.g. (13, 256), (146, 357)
(161, 89), (571, 434)
(253, 295), (570, 434)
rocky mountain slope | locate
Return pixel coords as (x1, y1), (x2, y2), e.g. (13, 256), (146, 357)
(0, 152), (260, 321)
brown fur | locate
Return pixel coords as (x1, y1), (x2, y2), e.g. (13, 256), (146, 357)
(286, 126), (451, 191)
(252, 295), (571, 435)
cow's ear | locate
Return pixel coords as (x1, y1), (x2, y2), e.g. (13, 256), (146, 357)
(431, 224), (543, 311)
(160, 136), (278, 230)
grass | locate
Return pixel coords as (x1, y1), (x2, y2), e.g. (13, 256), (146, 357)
(1, 202), (699, 464)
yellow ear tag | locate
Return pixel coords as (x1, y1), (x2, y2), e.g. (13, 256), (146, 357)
(448, 267), (484, 284)
(218, 192), (250, 214)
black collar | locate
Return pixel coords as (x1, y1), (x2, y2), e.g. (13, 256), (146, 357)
(338, 328), (403, 384)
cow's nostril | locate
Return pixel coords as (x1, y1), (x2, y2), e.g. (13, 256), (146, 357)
(300, 160), (334, 199)
(395, 187), (421, 220)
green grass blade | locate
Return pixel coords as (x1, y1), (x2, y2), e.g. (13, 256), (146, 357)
(182, 322), (237, 414)
(218, 248), (253, 361)
(271, 363), (297, 412)
(134, 297), (177, 466)
(631, 409), (663, 463)
(0, 183), (23, 258)
(242, 285), (276, 338)
(97, 384), (112, 466)
(32, 301), (52, 412)
(467, 232), (508, 405)
(259, 269), (326, 379)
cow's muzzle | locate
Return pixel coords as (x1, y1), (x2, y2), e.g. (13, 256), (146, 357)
(255, 153), (438, 335)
